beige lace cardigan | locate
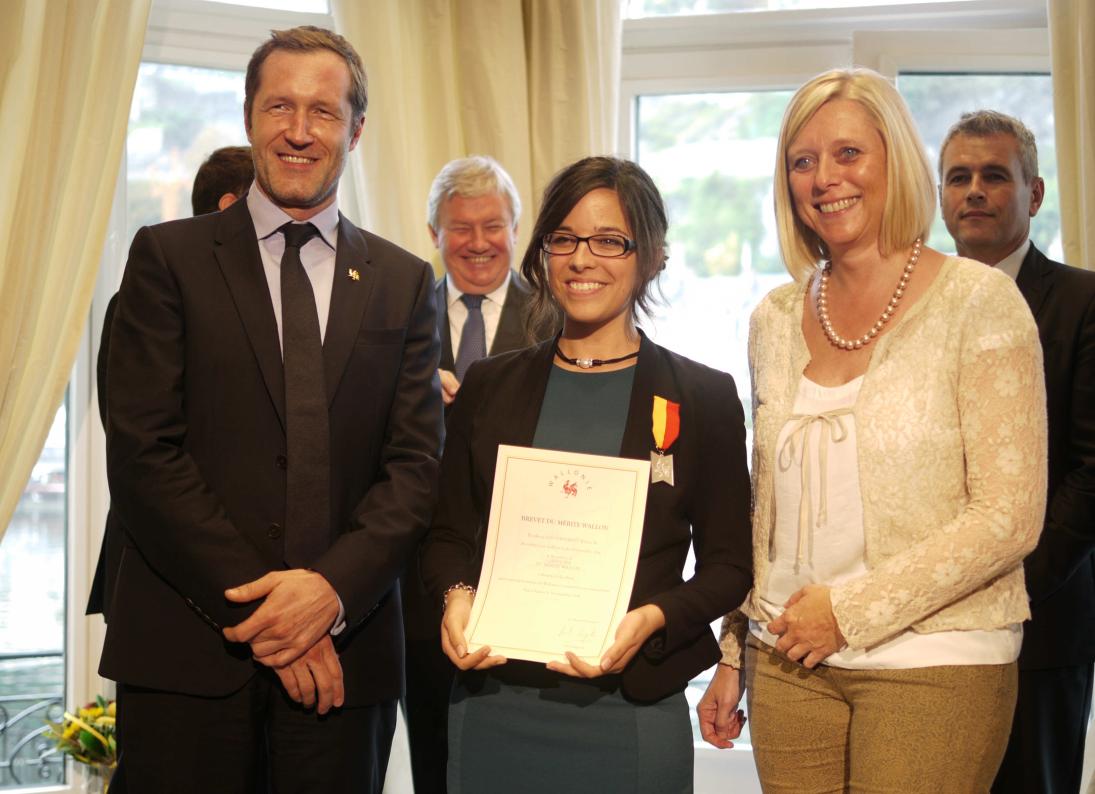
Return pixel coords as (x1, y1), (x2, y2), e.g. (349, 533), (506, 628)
(720, 256), (1047, 665)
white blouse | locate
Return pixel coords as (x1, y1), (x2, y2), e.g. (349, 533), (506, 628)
(750, 374), (1022, 669)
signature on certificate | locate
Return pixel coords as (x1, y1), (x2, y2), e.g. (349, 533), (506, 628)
(558, 619), (600, 645)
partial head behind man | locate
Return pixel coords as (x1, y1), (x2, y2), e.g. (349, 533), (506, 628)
(938, 110), (1045, 265)
(191, 146), (254, 215)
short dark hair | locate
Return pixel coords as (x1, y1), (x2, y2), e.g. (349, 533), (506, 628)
(191, 146), (254, 216)
(519, 156), (668, 338)
(938, 109), (1039, 184)
(244, 26), (367, 131)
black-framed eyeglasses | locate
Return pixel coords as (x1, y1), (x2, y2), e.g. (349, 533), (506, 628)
(541, 232), (637, 258)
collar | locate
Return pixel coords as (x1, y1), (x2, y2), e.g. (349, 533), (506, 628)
(246, 180), (340, 249)
(445, 270), (512, 308)
(993, 238), (1031, 282)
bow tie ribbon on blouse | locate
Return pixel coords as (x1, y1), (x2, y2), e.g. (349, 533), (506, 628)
(777, 408), (854, 571)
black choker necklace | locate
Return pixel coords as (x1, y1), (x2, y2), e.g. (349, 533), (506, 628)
(554, 343), (639, 369)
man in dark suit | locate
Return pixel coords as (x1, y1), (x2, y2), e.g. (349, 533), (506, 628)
(941, 110), (1095, 794)
(403, 155), (543, 792)
(102, 26), (442, 792)
(87, 145), (253, 621)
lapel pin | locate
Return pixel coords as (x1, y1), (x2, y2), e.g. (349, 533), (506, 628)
(347, 268), (360, 281)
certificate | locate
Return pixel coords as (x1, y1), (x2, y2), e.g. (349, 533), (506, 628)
(465, 444), (650, 665)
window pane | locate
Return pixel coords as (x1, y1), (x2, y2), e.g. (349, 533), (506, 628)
(128, 63), (247, 236)
(636, 89), (795, 745)
(196, 0), (329, 12)
(627, 0), (975, 17)
(0, 406), (67, 788)
(899, 73), (1061, 260)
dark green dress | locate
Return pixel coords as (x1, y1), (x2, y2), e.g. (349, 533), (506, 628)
(447, 364), (694, 794)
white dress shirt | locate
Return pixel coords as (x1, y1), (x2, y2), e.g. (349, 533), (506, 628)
(993, 238), (1030, 282)
(445, 271), (512, 359)
(246, 181), (340, 350)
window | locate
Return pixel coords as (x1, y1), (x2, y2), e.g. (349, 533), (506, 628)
(626, 0), (977, 16)
(198, 0), (328, 11)
(127, 62), (248, 242)
(0, 409), (67, 787)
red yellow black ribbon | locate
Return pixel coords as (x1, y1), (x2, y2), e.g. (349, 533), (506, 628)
(651, 396), (680, 452)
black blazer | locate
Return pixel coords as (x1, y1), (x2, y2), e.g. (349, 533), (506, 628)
(85, 294), (121, 619)
(100, 199), (443, 704)
(1015, 243), (1095, 669)
(420, 334), (752, 701)
(435, 273), (536, 371)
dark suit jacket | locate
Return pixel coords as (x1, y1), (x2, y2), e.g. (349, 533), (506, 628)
(85, 294), (121, 619)
(1015, 243), (1095, 669)
(420, 334), (753, 702)
(435, 273), (535, 371)
(100, 199), (443, 704)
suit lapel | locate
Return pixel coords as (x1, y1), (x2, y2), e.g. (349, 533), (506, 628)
(1016, 243), (1053, 320)
(323, 214), (376, 405)
(620, 334), (676, 462)
(491, 274), (529, 355)
(213, 201), (287, 430)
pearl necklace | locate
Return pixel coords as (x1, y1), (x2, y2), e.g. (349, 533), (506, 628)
(816, 237), (922, 351)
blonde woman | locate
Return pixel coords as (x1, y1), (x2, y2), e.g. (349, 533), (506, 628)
(699, 68), (1047, 792)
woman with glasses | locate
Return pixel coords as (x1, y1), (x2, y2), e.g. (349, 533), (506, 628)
(699, 68), (1047, 791)
(420, 155), (752, 793)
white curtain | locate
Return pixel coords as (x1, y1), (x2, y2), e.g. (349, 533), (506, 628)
(331, 0), (622, 267)
(1048, 0), (1095, 270)
(0, 0), (151, 544)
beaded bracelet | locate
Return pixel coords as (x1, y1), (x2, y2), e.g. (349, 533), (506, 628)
(442, 582), (476, 610)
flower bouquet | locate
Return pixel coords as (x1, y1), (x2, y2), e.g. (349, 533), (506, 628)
(45, 695), (117, 791)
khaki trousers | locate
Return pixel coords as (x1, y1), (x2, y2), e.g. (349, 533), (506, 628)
(745, 636), (1017, 794)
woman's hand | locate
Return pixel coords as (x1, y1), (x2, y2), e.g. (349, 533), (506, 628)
(546, 604), (666, 678)
(697, 663), (746, 749)
(768, 584), (845, 668)
(440, 589), (507, 671)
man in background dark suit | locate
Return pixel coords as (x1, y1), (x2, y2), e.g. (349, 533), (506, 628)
(87, 145), (253, 620)
(102, 26), (442, 792)
(427, 155), (535, 407)
(403, 156), (546, 792)
(941, 110), (1095, 794)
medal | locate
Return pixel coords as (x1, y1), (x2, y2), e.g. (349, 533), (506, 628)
(651, 395), (680, 486)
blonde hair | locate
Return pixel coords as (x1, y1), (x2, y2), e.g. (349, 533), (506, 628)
(774, 67), (935, 281)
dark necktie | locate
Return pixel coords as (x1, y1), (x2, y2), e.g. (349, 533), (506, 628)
(454, 293), (486, 381)
(280, 222), (329, 567)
